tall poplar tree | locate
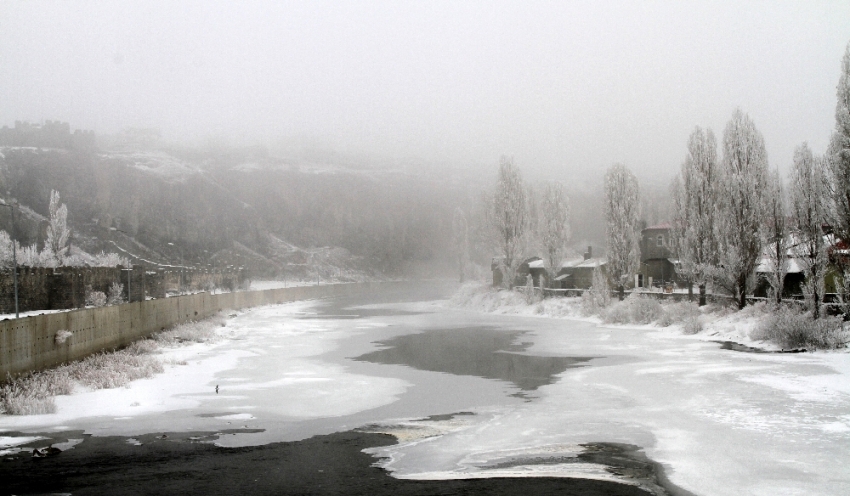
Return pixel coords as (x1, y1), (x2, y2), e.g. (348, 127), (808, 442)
(671, 127), (720, 306)
(489, 156), (528, 288)
(791, 143), (828, 318)
(716, 109), (770, 309)
(537, 181), (571, 287)
(763, 169), (789, 304)
(45, 189), (71, 265)
(604, 163), (641, 300)
(826, 42), (850, 245)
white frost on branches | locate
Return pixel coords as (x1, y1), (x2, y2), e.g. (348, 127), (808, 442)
(715, 109), (770, 309)
(826, 42), (850, 243)
(537, 181), (570, 287)
(790, 143), (828, 318)
(45, 190), (71, 265)
(488, 156), (529, 288)
(0, 230), (14, 268)
(671, 127), (720, 305)
(0, 190), (128, 269)
(18, 243), (58, 268)
(604, 163), (641, 294)
(763, 169), (790, 304)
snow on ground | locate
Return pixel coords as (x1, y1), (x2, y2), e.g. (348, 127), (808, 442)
(450, 283), (846, 352)
(0, 300), (409, 437)
(105, 150), (200, 182)
(2, 285), (849, 495)
(0, 308), (66, 320)
(360, 299), (850, 496)
(249, 280), (321, 290)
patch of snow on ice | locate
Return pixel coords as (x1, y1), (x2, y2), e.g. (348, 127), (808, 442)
(214, 413), (255, 421)
(0, 435), (44, 448)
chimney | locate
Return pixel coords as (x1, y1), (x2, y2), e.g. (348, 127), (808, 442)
(584, 246), (592, 260)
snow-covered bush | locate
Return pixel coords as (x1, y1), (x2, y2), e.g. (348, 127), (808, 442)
(17, 244), (58, 268)
(91, 251), (131, 267)
(657, 301), (701, 327)
(0, 368), (74, 415)
(107, 282), (125, 305)
(85, 286), (107, 307)
(581, 266), (611, 315)
(602, 295), (662, 325)
(54, 329), (73, 344)
(751, 305), (847, 350)
(65, 351), (163, 390)
(523, 274), (542, 305)
(682, 316), (704, 334)
(125, 339), (159, 355)
(153, 316), (225, 345)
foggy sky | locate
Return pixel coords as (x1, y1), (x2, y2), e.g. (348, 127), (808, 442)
(2, 1), (849, 182)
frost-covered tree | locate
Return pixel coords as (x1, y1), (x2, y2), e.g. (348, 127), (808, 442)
(451, 207), (469, 283)
(45, 190), (71, 264)
(604, 163), (641, 300)
(791, 143), (828, 318)
(537, 181), (570, 287)
(581, 264), (611, 315)
(17, 243), (57, 267)
(671, 127), (720, 306)
(488, 156), (528, 288)
(716, 109), (770, 309)
(91, 251), (131, 268)
(826, 42), (850, 245)
(0, 230), (13, 268)
(764, 169), (790, 305)
(107, 282), (125, 305)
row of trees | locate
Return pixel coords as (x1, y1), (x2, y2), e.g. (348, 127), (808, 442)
(478, 41), (850, 318)
(669, 43), (850, 313)
(471, 156), (572, 288)
(0, 190), (129, 268)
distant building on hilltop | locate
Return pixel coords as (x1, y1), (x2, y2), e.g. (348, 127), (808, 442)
(0, 120), (96, 150)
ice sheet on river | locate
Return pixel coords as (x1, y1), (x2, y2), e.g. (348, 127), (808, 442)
(2, 296), (849, 496)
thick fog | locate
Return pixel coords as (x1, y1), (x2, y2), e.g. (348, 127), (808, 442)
(2, 1), (849, 180)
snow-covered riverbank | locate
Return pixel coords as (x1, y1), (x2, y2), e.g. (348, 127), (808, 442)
(449, 283), (850, 353)
(2, 284), (849, 495)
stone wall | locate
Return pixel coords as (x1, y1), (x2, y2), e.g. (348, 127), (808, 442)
(0, 281), (399, 379)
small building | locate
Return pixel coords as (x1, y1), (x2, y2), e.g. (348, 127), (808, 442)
(554, 247), (608, 290)
(754, 256), (804, 298)
(639, 222), (684, 288)
(754, 231), (838, 298)
(491, 256), (542, 287)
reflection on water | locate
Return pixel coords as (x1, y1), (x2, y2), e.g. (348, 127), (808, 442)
(353, 327), (594, 391)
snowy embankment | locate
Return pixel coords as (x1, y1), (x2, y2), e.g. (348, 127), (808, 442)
(450, 283), (849, 352)
(0, 300), (408, 436)
(0, 315), (228, 416)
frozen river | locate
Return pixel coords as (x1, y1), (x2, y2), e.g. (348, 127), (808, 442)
(2, 281), (849, 495)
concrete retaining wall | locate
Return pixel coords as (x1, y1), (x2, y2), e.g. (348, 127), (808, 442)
(1, 282), (395, 379)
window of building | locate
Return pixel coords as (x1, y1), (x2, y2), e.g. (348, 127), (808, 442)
(657, 235), (663, 247)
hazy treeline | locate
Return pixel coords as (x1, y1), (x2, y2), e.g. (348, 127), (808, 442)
(0, 147), (461, 277)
